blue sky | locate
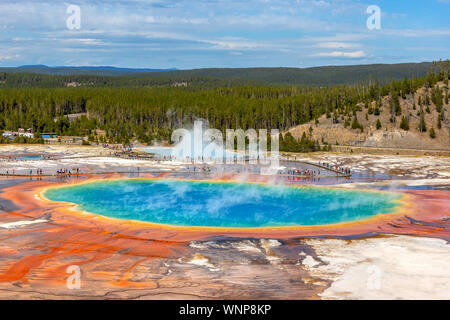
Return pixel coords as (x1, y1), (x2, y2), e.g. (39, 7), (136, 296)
(0, 0), (449, 69)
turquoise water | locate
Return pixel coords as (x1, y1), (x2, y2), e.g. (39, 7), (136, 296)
(17, 154), (43, 160)
(44, 179), (402, 228)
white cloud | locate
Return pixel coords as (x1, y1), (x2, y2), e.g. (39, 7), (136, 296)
(313, 42), (361, 49)
(206, 39), (259, 50)
(11, 37), (33, 41)
(0, 54), (20, 61)
(379, 28), (450, 38)
(61, 38), (106, 45)
(315, 50), (367, 58)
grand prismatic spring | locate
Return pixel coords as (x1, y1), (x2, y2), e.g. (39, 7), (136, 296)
(43, 179), (403, 228)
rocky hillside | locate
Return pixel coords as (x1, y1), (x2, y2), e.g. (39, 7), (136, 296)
(289, 82), (450, 150)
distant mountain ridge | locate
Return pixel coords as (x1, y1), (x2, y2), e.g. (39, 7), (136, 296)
(0, 62), (436, 86)
(0, 65), (177, 76)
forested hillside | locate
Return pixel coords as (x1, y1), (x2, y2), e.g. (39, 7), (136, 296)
(0, 61), (436, 87)
(0, 61), (448, 151)
(147, 62), (434, 86)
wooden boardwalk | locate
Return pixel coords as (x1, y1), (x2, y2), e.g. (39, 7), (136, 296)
(0, 154), (352, 178)
(281, 159), (351, 177)
(0, 170), (176, 177)
(0, 170), (349, 179)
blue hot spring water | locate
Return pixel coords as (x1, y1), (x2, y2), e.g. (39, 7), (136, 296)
(44, 179), (402, 228)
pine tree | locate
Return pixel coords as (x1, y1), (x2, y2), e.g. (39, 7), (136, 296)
(376, 119), (382, 130)
(344, 118), (350, 128)
(351, 117), (363, 131)
(419, 112), (427, 132)
(429, 127), (436, 139)
(400, 116), (409, 130)
(374, 106), (380, 116)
